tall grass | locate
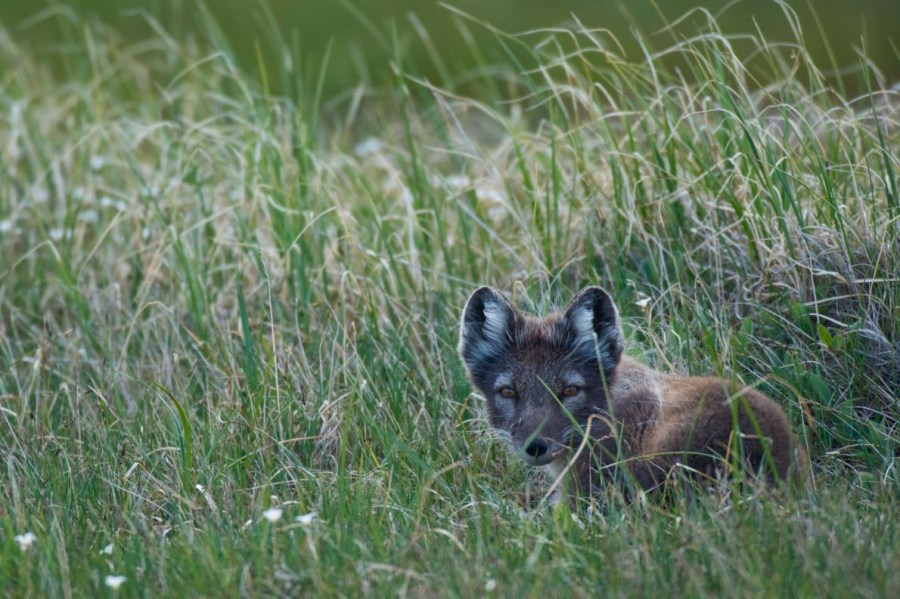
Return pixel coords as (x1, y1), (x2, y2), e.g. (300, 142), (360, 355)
(1, 4), (897, 597)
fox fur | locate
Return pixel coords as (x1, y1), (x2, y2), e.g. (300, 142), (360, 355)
(458, 286), (802, 502)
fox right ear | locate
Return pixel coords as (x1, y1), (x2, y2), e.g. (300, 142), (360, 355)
(458, 286), (514, 369)
(564, 286), (624, 373)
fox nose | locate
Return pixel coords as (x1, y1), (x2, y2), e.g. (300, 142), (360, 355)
(524, 438), (548, 458)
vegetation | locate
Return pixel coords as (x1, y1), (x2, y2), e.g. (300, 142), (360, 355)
(1, 4), (897, 597)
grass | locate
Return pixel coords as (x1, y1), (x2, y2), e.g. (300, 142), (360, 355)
(1, 4), (898, 597)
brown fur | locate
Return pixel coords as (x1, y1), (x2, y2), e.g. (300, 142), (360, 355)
(458, 286), (804, 504)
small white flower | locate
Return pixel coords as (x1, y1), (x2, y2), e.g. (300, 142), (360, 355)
(104, 575), (126, 589)
(14, 532), (37, 551)
(49, 228), (64, 241)
(100, 543), (114, 555)
(354, 137), (382, 157)
(635, 297), (651, 308)
(195, 484), (205, 493)
(295, 511), (317, 526)
(0, 219), (13, 233)
(262, 507), (283, 523)
(475, 187), (503, 204)
(485, 579), (497, 592)
(444, 175), (470, 190)
(78, 210), (99, 224)
(100, 197), (126, 211)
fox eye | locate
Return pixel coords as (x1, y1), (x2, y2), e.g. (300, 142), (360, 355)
(562, 385), (580, 397)
(498, 387), (517, 398)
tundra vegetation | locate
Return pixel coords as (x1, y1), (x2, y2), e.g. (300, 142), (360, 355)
(0, 4), (897, 597)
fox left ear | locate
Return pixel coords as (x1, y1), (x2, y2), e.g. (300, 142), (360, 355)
(458, 287), (515, 374)
(564, 286), (624, 373)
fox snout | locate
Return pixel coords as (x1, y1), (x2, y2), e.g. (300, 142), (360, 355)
(514, 420), (573, 465)
(519, 436), (566, 466)
(510, 410), (573, 466)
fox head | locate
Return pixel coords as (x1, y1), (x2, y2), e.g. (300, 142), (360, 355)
(458, 286), (624, 466)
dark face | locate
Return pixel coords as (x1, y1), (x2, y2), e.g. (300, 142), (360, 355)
(459, 287), (624, 466)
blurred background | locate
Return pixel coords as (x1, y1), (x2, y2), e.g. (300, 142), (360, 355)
(3, 0), (898, 97)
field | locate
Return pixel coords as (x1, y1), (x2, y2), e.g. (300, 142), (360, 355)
(1, 4), (898, 597)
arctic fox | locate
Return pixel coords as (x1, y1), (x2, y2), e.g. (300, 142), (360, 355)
(458, 286), (801, 502)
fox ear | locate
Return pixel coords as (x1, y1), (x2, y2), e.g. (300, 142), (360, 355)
(564, 286), (624, 373)
(459, 287), (514, 370)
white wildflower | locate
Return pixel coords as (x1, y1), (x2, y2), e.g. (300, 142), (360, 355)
(49, 228), (64, 241)
(635, 297), (651, 309)
(485, 579), (497, 592)
(100, 197), (126, 211)
(475, 187), (504, 204)
(78, 210), (99, 224)
(14, 532), (37, 551)
(444, 174), (470, 190)
(354, 137), (382, 157)
(100, 543), (114, 555)
(104, 575), (126, 589)
(0, 219), (13, 233)
(262, 507), (283, 523)
(295, 512), (317, 526)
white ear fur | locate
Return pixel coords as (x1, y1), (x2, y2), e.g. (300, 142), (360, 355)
(458, 287), (513, 368)
(565, 287), (623, 373)
(570, 304), (597, 345)
(481, 300), (509, 345)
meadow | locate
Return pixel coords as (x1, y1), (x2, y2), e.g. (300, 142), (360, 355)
(1, 4), (898, 597)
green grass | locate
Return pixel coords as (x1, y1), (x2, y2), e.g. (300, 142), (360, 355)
(1, 5), (898, 597)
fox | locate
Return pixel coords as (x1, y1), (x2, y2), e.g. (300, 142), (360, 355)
(458, 285), (803, 503)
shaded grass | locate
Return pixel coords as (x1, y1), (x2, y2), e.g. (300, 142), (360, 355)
(1, 4), (898, 597)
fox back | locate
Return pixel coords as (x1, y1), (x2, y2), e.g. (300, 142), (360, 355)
(458, 286), (801, 502)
